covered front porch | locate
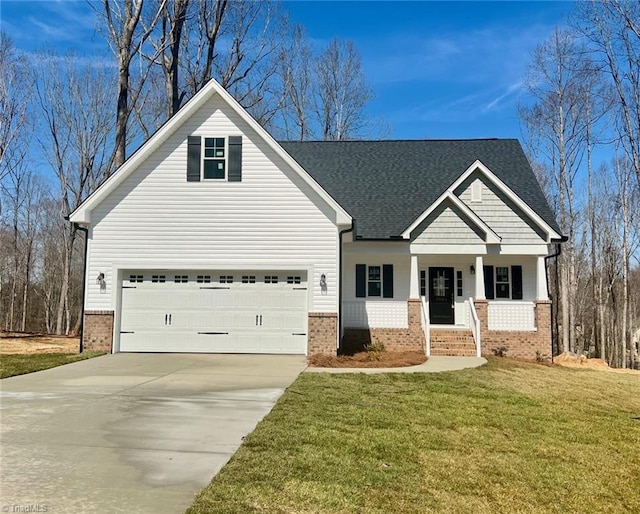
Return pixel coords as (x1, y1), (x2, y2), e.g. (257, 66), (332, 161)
(409, 251), (551, 358)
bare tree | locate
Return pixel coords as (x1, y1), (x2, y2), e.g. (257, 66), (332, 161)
(313, 38), (372, 141)
(0, 32), (32, 184)
(574, 0), (640, 190)
(145, 0), (191, 117)
(179, 0), (287, 126)
(34, 52), (115, 335)
(278, 24), (313, 140)
(0, 167), (46, 332)
(99, 0), (165, 167)
(612, 153), (639, 368)
(520, 28), (594, 354)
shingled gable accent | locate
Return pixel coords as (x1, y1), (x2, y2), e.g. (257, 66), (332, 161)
(401, 160), (561, 241)
(405, 191), (500, 243)
(69, 79), (351, 226)
(451, 160), (562, 242)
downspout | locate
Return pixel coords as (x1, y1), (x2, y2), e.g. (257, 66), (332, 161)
(338, 221), (355, 353)
(544, 240), (566, 363)
(66, 217), (89, 354)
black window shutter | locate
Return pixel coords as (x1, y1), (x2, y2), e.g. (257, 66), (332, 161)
(187, 136), (201, 182)
(383, 264), (394, 298)
(355, 264), (366, 298)
(512, 265), (523, 300)
(228, 136), (242, 182)
(483, 265), (495, 300)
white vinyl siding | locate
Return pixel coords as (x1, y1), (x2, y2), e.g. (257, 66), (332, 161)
(85, 93), (338, 314)
(343, 243), (410, 328)
(411, 202), (485, 244)
(457, 175), (547, 244)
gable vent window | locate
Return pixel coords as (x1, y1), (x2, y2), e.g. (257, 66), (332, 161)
(220, 275), (234, 284)
(471, 180), (482, 202)
(197, 275), (211, 283)
(129, 274), (143, 283)
(265, 275), (279, 284)
(203, 137), (226, 179)
(174, 275), (188, 283)
(152, 275), (166, 283)
(287, 276), (301, 284)
(242, 275), (256, 284)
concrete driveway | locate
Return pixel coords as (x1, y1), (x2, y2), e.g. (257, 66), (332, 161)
(0, 353), (306, 513)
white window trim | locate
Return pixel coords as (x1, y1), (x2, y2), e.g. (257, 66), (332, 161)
(202, 136), (227, 181)
(367, 265), (382, 297)
(494, 265), (511, 300)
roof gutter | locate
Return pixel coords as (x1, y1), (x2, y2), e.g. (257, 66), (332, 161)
(65, 216), (88, 354)
(544, 238), (566, 362)
(338, 221), (355, 352)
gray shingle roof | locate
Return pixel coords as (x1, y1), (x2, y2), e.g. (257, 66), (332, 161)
(279, 139), (561, 239)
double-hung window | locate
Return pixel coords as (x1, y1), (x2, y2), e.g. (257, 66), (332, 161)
(495, 266), (510, 298)
(483, 265), (523, 300)
(203, 137), (226, 179)
(368, 266), (381, 296)
(356, 264), (394, 298)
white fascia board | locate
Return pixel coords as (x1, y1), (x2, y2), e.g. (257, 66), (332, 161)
(70, 79), (351, 226)
(487, 244), (551, 255)
(450, 160), (562, 241)
(401, 191), (500, 243)
(69, 82), (216, 224)
(215, 84), (352, 226)
(410, 243), (488, 255)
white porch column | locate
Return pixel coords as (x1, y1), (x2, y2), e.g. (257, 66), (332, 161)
(536, 255), (549, 300)
(475, 255), (485, 300)
(410, 254), (419, 298)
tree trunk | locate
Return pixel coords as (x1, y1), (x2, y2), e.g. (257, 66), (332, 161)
(20, 242), (32, 332)
(115, 62), (129, 168)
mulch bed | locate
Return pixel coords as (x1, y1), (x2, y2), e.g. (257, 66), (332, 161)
(308, 350), (427, 368)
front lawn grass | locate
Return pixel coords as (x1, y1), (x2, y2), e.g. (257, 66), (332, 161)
(188, 358), (640, 514)
(0, 351), (106, 379)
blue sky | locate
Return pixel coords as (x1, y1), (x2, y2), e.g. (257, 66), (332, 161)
(1, 0), (573, 140)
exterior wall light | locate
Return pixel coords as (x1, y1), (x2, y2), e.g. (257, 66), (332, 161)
(96, 272), (106, 293)
(320, 273), (327, 288)
(470, 265), (475, 275)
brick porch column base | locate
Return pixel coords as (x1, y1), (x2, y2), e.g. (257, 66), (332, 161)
(342, 300), (426, 352)
(83, 310), (114, 353)
(474, 300), (552, 360)
(308, 312), (337, 356)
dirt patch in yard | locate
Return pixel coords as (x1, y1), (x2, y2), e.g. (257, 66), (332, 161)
(308, 350), (427, 368)
(0, 332), (81, 354)
(554, 351), (640, 375)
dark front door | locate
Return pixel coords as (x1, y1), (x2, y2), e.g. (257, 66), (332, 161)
(428, 267), (455, 324)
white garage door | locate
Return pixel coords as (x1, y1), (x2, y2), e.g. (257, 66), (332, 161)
(119, 270), (308, 354)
